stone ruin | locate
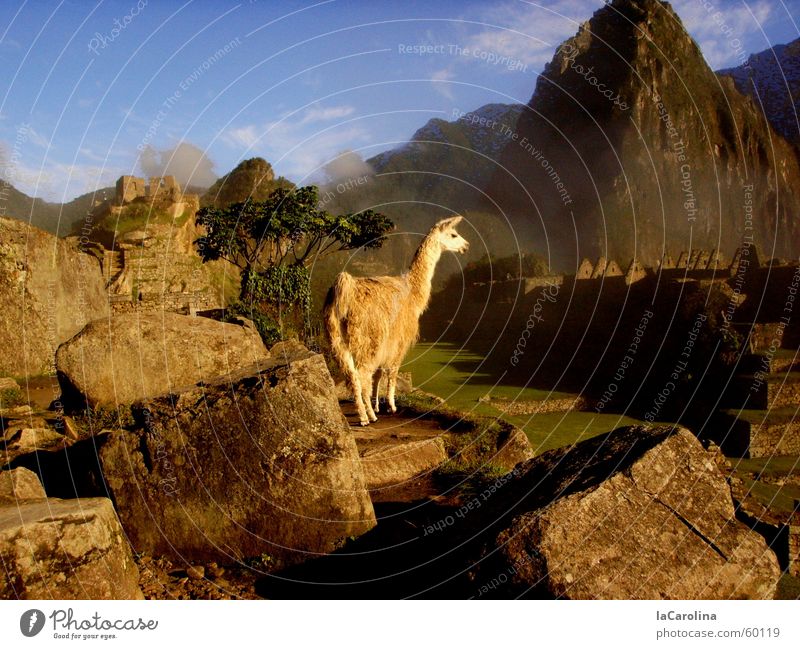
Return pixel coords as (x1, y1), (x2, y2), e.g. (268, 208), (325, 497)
(576, 258), (594, 279)
(624, 259), (647, 284)
(115, 174), (182, 205)
(102, 175), (216, 315)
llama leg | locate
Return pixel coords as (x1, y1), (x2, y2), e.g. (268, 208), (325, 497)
(387, 367), (400, 413)
(341, 355), (369, 426)
(361, 369), (378, 422)
(348, 370), (369, 426)
(372, 368), (383, 413)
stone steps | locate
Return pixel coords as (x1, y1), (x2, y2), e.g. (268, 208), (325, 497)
(103, 249), (124, 285)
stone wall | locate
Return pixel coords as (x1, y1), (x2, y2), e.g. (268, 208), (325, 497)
(114, 174), (183, 205)
(109, 291), (216, 315)
(115, 175), (146, 204)
(103, 192), (226, 314)
(724, 415), (800, 458)
(749, 420), (800, 457)
(790, 513), (800, 577)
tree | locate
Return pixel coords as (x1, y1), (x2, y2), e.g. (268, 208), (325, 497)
(195, 185), (392, 343)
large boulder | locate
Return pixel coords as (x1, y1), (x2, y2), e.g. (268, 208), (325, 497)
(359, 437), (449, 492)
(63, 346), (376, 567)
(478, 425), (780, 599)
(0, 467), (46, 502)
(56, 312), (269, 408)
(0, 217), (109, 377)
(0, 468), (141, 599)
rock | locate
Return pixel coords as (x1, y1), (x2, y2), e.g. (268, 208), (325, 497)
(6, 428), (65, 450)
(487, 426), (534, 472)
(207, 563), (224, 579)
(58, 415), (80, 440)
(268, 338), (309, 360)
(63, 345), (375, 567)
(0, 377), (20, 392)
(360, 438), (448, 491)
(56, 312), (269, 409)
(0, 468), (46, 502)
(480, 425), (780, 599)
(0, 496), (142, 599)
(0, 217), (109, 377)
(186, 565), (204, 580)
(0, 405), (31, 419)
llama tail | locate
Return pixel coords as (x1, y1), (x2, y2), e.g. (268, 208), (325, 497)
(324, 272), (358, 376)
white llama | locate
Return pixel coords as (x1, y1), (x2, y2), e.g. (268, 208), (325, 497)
(324, 216), (469, 425)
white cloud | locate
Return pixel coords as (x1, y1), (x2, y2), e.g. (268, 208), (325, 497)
(25, 127), (50, 150)
(460, 0), (777, 74)
(222, 104), (370, 181)
(672, 0), (774, 68)
(223, 125), (260, 149)
(299, 105), (355, 125)
(2, 156), (123, 202)
(430, 67), (457, 99)
(464, 1), (591, 70)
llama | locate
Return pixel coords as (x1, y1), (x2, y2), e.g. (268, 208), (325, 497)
(324, 216), (469, 425)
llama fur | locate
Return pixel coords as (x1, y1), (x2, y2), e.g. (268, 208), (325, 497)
(324, 215), (469, 425)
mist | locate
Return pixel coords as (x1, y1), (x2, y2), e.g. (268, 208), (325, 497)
(139, 142), (217, 189)
(321, 150), (374, 185)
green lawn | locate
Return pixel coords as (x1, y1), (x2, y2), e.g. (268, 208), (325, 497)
(739, 478), (800, 516)
(729, 456), (800, 479)
(403, 342), (654, 453)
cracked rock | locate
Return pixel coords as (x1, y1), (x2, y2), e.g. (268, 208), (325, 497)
(477, 425), (780, 599)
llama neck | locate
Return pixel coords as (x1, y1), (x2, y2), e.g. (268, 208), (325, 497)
(407, 235), (442, 312)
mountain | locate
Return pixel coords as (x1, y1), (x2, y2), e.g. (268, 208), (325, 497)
(0, 181), (59, 232)
(0, 182), (114, 236)
(364, 103), (524, 216)
(486, 0), (800, 268)
(718, 38), (800, 147)
(201, 157), (293, 208)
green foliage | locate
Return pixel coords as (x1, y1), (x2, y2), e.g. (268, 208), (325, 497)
(85, 201), (171, 248)
(244, 265), (311, 313)
(0, 386), (24, 408)
(73, 405), (134, 437)
(222, 302), (283, 347)
(195, 183), (392, 343)
(245, 553), (275, 572)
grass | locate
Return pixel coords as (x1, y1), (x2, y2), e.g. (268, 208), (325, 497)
(739, 478), (800, 515)
(403, 342), (659, 453)
(729, 456), (800, 479)
(0, 386), (24, 409)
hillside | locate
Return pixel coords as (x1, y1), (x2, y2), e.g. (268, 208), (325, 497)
(201, 157), (293, 208)
(0, 182), (115, 236)
(486, 0), (800, 268)
(362, 103), (524, 219)
(718, 37), (800, 147)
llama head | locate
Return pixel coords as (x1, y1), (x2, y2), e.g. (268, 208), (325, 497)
(433, 215), (469, 254)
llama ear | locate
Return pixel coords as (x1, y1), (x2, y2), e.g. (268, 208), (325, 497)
(437, 215), (463, 229)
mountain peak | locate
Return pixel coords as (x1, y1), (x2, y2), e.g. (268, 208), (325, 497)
(487, 0), (800, 266)
(718, 37), (800, 146)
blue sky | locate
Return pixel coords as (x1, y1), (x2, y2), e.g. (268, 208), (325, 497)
(0, 0), (798, 202)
